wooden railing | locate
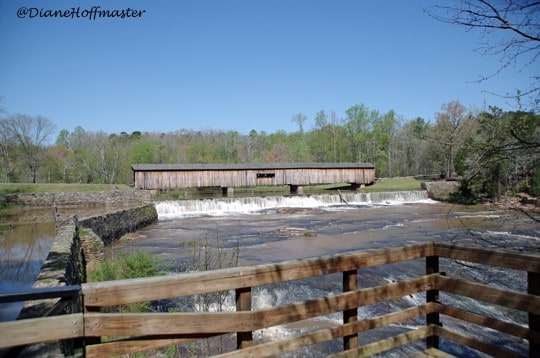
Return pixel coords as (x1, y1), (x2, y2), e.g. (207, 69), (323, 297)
(1, 242), (539, 357)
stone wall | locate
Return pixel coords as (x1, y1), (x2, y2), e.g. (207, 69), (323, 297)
(2, 189), (153, 207)
(29, 204), (158, 296)
(79, 204), (158, 246)
(421, 181), (460, 200)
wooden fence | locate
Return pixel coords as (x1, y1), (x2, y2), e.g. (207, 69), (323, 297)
(1, 242), (539, 357)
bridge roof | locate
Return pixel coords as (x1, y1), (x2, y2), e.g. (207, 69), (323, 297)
(132, 163), (374, 171)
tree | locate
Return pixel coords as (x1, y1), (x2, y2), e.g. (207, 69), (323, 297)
(2, 114), (56, 183)
(394, 117), (433, 176)
(372, 110), (398, 177)
(460, 107), (540, 201)
(0, 100), (14, 182)
(427, 0), (540, 111)
(291, 113), (307, 134)
(432, 101), (475, 178)
(343, 104), (374, 162)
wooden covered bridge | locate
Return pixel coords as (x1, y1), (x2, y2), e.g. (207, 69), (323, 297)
(132, 163), (376, 195)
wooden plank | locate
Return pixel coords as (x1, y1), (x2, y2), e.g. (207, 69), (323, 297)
(236, 287), (253, 349)
(0, 285), (80, 304)
(426, 255), (440, 349)
(432, 303), (532, 339)
(215, 305), (430, 358)
(529, 270), (540, 356)
(84, 311), (254, 337)
(0, 314), (83, 348)
(433, 326), (524, 358)
(436, 275), (540, 315)
(433, 243), (540, 273)
(343, 269), (358, 350)
(252, 275), (437, 329)
(85, 275), (437, 338)
(329, 326), (434, 358)
(82, 244), (433, 307)
(85, 337), (197, 358)
(418, 348), (456, 357)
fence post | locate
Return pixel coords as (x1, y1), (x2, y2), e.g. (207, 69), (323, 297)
(343, 269), (358, 350)
(426, 255), (440, 349)
(529, 271), (540, 357)
(236, 287), (253, 349)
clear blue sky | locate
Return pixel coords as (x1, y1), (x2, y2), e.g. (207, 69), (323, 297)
(0, 1), (534, 136)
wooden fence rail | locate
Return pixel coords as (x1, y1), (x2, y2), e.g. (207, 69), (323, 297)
(0, 242), (539, 357)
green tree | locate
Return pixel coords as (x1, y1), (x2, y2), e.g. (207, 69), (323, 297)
(466, 108), (540, 199)
(372, 110), (397, 177)
(129, 138), (158, 164)
(343, 104), (374, 162)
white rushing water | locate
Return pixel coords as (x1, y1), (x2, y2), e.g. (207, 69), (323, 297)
(156, 190), (437, 219)
(117, 195), (537, 356)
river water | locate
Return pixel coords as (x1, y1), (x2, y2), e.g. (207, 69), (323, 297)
(108, 191), (539, 357)
(0, 222), (55, 322)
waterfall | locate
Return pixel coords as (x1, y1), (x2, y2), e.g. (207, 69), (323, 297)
(155, 190), (435, 219)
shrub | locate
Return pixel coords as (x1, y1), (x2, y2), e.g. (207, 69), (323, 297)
(89, 251), (163, 313)
(530, 167), (540, 197)
(89, 251), (162, 281)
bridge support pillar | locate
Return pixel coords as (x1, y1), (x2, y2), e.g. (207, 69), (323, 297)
(290, 185), (304, 195)
(222, 187), (234, 197)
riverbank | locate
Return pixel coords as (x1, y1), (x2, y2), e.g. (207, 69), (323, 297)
(6, 203), (158, 356)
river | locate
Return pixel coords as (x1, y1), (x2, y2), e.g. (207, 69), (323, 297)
(0, 222), (55, 322)
(107, 191), (539, 357)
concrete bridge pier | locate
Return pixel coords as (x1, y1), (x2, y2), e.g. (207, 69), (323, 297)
(290, 185), (304, 195)
(222, 187), (235, 197)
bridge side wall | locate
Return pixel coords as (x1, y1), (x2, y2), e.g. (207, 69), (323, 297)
(133, 167), (375, 190)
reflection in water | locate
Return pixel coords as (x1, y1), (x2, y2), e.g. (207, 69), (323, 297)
(0, 222), (55, 321)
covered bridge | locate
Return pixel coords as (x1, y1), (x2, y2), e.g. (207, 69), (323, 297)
(132, 163), (375, 195)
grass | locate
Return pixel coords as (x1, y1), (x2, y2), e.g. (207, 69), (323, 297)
(359, 177), (423, 191)
(304, 177), (423, 193)
(0, 183), (132, 195)
(0, 177), (423, 200)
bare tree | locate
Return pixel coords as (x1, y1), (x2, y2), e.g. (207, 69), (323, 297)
(0, 120), (14, 183)
(426, 0), (539, 110)
(3, 114), (56, 183)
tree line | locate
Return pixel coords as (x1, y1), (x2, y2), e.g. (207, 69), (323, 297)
(1, 100), (539, 201)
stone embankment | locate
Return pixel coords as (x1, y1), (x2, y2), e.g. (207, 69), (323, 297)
(79, 204), (158, 246)
(17, 202), (157, 356)
(421, 181), (460, 200)
(2, 189), (153, 207)
(20, 197), (158, 330)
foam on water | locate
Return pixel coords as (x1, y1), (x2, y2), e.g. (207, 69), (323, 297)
(156, 190), (436, 219)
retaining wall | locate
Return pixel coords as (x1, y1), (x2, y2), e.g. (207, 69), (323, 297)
(2, 189), (153, 207)
(79, 204), (158, 246)
(421, 181), (460, 200)
(31, 204), (158, 297)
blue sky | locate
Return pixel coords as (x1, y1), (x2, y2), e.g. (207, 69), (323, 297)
(0, 1), (534, 136)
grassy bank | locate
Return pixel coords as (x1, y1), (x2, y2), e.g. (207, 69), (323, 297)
(305, 177), (423, 193)
(359, 177), (423, 191)
(1, 178), (422, 197)
(0, 183), (131, 195)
